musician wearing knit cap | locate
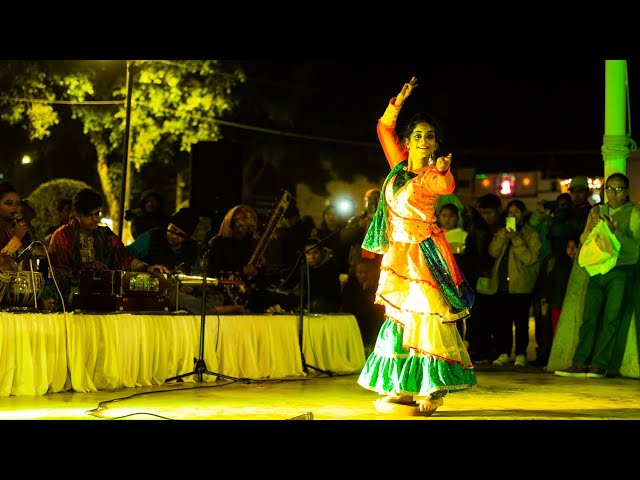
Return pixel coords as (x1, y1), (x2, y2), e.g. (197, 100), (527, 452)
(125, 207), (234, 314)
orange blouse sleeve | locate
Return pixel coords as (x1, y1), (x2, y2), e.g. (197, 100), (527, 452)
(376, 97), (408, 169)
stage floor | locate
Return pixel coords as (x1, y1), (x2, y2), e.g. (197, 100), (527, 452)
(1, 366), (639, 420)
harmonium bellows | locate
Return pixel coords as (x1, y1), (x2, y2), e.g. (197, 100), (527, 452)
(78, 270), (168, 296)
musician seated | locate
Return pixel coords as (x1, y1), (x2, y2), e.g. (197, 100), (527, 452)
(127, 207), (245, 314)
(207, 204), (294, 313)
(46, 188), (165, 311)
(0, 181), (32, 272)
(288, 237), (341, 314)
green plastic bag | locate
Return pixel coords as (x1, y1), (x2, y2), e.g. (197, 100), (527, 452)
(578, 219), (620, 276)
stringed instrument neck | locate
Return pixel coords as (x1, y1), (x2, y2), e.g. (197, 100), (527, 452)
(248, 190), (292, 267)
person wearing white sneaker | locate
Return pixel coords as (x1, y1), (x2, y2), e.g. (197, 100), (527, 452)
(487, 200), (542, 372)
(553, 173), (640, 380)
(514, 354), (528, 367)
(492, 353), (510, 366)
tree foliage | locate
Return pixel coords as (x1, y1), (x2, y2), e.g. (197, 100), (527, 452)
(27, 178), (92, 240)
(0, 60), (245, 234)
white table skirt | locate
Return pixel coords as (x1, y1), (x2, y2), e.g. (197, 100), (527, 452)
(0, 312), (69, 396)
(0, 312), (365, 396)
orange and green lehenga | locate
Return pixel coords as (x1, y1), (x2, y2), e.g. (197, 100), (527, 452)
(357, 99), (477, 399)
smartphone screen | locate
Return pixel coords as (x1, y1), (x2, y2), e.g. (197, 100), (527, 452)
(506, 216), (516, 231)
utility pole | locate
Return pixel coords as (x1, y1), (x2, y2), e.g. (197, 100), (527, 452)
(118, 60), (133, 239)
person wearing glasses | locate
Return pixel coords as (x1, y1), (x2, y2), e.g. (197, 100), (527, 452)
(555, 172), (640, 379)
(47, 188), (165, 310)
(126, 207), (244, 314)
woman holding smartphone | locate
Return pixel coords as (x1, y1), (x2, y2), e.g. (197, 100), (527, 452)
(487, 199), (542, 368)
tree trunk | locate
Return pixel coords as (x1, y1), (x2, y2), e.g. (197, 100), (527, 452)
(96, 149), (120, 235)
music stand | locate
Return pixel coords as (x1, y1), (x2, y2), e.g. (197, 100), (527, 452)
(166, 247), (251, 384)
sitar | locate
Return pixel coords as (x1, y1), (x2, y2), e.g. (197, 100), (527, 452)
(226, 190), (292, 305)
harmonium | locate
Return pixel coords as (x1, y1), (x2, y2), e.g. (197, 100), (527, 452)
(72, 270), (170, 312)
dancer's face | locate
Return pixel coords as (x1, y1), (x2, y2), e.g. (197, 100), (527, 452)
(406, 121), (437, 170)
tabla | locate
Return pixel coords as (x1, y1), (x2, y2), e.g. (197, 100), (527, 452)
(1, 271), (44, 307)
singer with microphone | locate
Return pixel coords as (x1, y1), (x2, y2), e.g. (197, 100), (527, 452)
(0, 181), (32, 271)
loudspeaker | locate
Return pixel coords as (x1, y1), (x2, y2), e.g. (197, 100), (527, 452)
(190, 141), (243, 220)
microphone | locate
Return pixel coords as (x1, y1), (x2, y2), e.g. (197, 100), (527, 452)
(13, 211), (37, 240)
(16, 242), (37, 262)
(171, 262), (187, 275)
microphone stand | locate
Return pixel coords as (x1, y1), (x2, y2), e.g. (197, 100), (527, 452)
(166, 244), (251, 384)
(16, 240), (44, 311)
(296, 228), (348, 377)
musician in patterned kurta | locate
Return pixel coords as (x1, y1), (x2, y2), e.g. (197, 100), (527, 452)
(357, 77), (477, 415)
(47, 188), (162, 310)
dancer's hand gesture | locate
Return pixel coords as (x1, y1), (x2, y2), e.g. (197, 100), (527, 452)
(396, 76), (417, 107)
(436, 153), (452, 173)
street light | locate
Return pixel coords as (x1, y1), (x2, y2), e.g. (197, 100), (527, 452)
(118, 60), (134, 239)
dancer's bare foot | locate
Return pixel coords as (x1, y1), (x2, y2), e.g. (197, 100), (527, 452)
(374, 394), (420, 415)
(417, 396), (444, 415)
(380, 394), (415, 405)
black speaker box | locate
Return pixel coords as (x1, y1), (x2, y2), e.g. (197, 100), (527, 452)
(190, 141), (243, 219)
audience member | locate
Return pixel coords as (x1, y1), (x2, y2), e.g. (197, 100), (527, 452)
(340, 188), (382, 278)
(435, 193), (466, 229)
(340, 257), (384, 355)
(567, 175), (592, 237)
(547, 193), (574, 254)
(489, 199), (541, 368)
(438, 202), (469, 337)
(464, 193), (503, 364)
(531, 193), (575, 366)
(312, 204), (349, 275)
(278, 204), (315, 270)
(555, 173), (640, 378)
(128, 190), (171, 240)
(45, 198), (72, 238)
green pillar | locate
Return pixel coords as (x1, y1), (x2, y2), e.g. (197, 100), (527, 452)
(602, 60), (629, 198)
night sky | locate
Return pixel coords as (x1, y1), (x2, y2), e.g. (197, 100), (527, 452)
(2, 59), (638, 191)
(236, 59), (638, 177)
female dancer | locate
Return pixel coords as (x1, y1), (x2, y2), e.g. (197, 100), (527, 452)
(357, 76), (476, 416)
